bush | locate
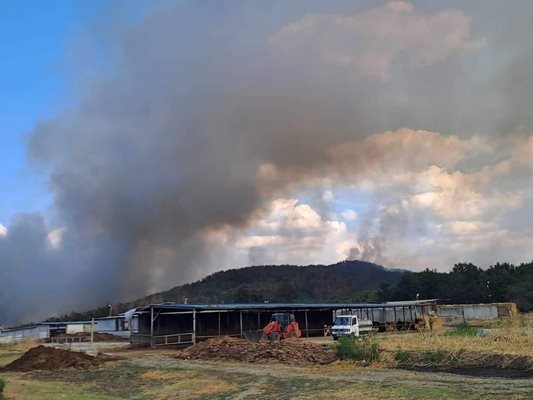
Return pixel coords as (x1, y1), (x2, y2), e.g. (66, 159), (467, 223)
(445, 321), (478, 337)
(336, 334), (380, 362)
(394, 349), (411, 363)
(0, 378), (5, 394)
(394, 349), (456, 366)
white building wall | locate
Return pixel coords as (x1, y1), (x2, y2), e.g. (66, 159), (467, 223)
(0, 325), (50, 342)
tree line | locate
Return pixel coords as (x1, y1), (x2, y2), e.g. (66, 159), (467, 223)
(374, 261), (532, 311)
(48, 260), (532, 323)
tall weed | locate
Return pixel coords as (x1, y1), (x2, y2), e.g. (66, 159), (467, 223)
(336, 335), (380, 362)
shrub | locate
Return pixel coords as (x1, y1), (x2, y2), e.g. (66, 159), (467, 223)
(336, 334), (380, 362)
(445, 321), (478, 337)
(394, 349), (411, 363)
(0, 378), (5, 394)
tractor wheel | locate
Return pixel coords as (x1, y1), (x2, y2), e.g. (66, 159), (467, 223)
(288, 331), (297, 338)
(268, 332), (281, 341)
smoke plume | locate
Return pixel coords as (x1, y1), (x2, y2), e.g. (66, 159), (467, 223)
(1, 1), (533, 325)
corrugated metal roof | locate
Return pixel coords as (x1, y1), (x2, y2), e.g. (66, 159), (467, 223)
(137, 300), (437, 312)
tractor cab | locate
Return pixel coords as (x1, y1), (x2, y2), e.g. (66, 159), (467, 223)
(262, 312), (301, 341)
(270, 313), (295, 330)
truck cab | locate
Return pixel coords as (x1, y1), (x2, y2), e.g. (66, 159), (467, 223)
(331, 315), (374, 340)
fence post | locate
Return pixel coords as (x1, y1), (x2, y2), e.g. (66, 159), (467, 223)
(150, 307), (154, 349)
(192, 310), (196, 344)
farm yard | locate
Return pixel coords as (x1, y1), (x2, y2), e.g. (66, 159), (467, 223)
(0, 319), (532, 400)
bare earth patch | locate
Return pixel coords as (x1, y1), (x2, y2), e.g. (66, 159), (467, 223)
(1, 345), (105, 372)
(176, 336), (337, 365)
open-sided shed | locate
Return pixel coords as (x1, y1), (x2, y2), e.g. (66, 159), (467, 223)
(132, 300), (437, 347)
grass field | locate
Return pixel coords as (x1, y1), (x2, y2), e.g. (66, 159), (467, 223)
(0, 326), (532, 400)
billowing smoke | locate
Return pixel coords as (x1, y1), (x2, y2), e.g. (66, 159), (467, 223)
(1, 1), (533, 325)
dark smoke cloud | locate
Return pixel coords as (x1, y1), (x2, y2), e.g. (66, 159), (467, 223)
(1, 1), (533, 325)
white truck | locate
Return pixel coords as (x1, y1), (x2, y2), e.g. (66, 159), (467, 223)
(331, 315), (375, 340)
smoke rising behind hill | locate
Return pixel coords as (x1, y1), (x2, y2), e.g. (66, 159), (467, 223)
(1, 1), (533, 325)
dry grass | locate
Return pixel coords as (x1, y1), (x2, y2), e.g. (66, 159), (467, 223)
(0, 339), (40, 368)
(140, 370), (183, 381)
(1, 339), (39, 353)
(381, 329), (533, 358)
(378, 328), (533, 369)
(495, 313), (533, 329)
(142, 370), (237, 400)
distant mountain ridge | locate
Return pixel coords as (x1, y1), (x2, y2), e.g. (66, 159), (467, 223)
(51, 260), (406, 321)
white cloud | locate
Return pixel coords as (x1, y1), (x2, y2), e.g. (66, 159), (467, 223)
(47, 227), (67, 249)
(322, 190), (335, 203)
(213, 131), (533, 271)
(340, 209), (358, 221)
(232, 198), (354, 266)
(327, 128), (468, 174)
(0, 223), (7, 237)
(269, 1), (484, 79)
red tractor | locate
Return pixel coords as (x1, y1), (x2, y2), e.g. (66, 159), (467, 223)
(261, 313), (302, 341)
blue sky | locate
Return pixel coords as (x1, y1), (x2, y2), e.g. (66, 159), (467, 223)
(0, 1), (77, 222)
(0, 1), (171, 223)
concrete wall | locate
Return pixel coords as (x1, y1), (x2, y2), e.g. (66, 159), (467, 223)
(437, 304), (499, 321)
(0, 325), (50, 343)
(66, 323), (95, 334)
(94, 317), (133, 337)
(96, 318), (118, 332)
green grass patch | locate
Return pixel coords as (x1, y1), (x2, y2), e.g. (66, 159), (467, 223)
(444, 322), (478, 337)
(336, 334), (380, 362)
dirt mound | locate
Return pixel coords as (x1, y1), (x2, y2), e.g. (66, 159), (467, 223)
(70, 332), (128, 342)
(2, 345), (103, 372)
(177, 336), (336, 365)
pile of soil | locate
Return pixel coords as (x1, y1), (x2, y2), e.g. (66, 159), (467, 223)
(177, 336), (336, 365)
(2, 346), (103, 372)
(71, 332), (128, 342)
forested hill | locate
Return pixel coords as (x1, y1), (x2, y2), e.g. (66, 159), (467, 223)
(50, 260), (533, 322)
(51, 260), (404, 321)
(143, 260), (404, 305)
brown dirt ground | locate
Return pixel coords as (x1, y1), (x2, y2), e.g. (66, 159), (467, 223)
(58, 332), (128, 342)
(1, 345), (105, 372)
(176, 336), (337, 365)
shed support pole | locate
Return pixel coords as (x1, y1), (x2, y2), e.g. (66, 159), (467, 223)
(150, 307), (154, 349)
(394, 307), (397, 323)
(257, 313), (260, 331)
(403, 307), (406, 329)
(239, 312), (243, 338)
(305, 311), (309, 338)
(218, 311), (221, 337)
(192, 310), (196, 344)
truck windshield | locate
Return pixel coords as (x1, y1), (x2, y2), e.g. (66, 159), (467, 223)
(334, 317), (352, 326)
